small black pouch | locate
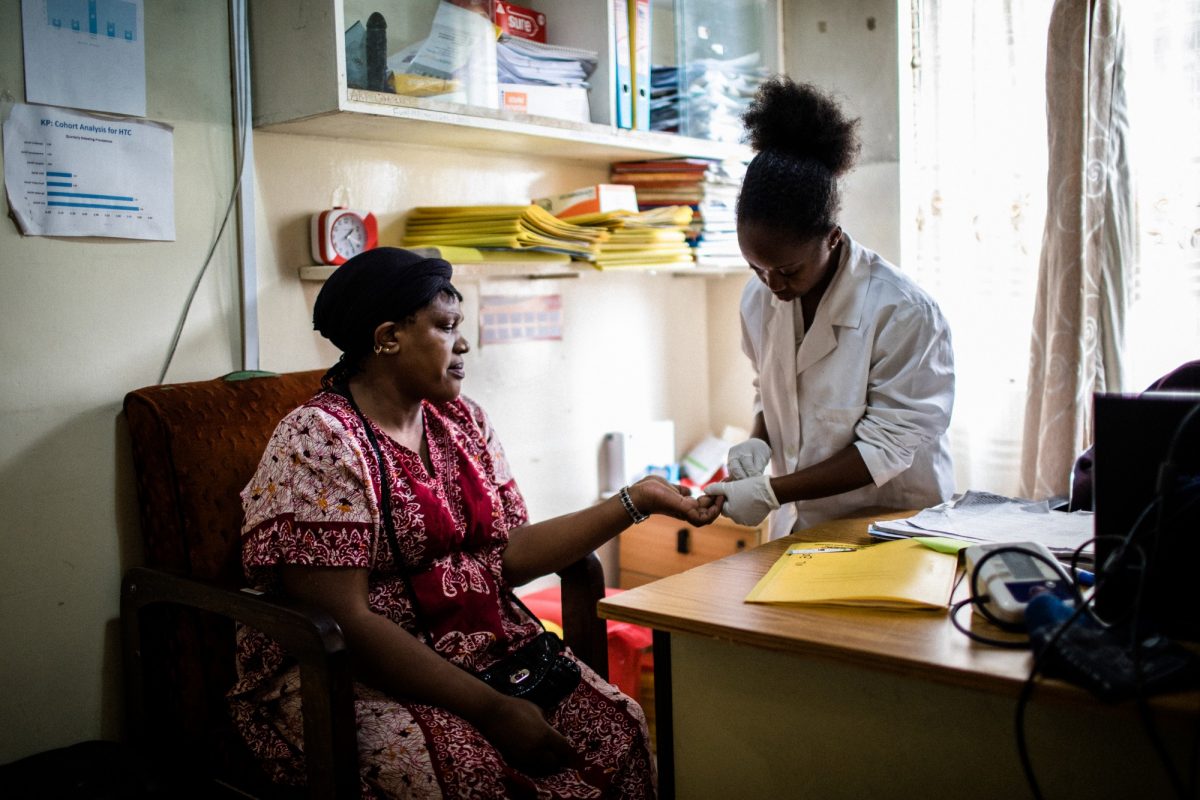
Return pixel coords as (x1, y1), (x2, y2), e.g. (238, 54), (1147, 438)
(477, 631), (582, 711)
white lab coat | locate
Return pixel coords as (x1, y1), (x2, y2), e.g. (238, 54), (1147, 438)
(740, 234), (955, 537)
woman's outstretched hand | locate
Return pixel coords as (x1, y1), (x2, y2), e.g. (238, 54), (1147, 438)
(628, 475), (724, 526)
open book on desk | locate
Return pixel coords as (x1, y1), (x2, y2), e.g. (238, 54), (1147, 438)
(869, 491), (1095, 562)
(745, 539), (958, 610)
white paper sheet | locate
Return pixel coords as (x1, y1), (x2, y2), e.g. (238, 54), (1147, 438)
(21, 0), (147, 117)
(3, 102), (174, 241)
(870, 491), (1095, 559)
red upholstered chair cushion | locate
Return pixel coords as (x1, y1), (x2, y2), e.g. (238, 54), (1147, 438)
(124, 370), (325, 581)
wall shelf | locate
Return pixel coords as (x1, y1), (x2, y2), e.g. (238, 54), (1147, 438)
(298, 261), (747, 282)
(260, 89), (753, 165)
(249, 0), (754, 166)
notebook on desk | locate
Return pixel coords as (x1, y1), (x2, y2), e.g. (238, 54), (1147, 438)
(744, 538), (958, 610)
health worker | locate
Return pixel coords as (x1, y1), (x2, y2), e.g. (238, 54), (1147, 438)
(705, 77), (956, 537)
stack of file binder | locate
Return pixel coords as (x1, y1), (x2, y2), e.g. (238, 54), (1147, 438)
(563, 206), (695, 270)
(402, 205), (609, 260)
(610, 158), (747, 268)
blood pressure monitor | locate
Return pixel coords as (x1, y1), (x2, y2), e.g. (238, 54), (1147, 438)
(963, 540), (1074, 625)
(310, 207), (378, 265)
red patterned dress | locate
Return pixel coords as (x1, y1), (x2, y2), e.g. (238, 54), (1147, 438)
(229, 390), (655, 799)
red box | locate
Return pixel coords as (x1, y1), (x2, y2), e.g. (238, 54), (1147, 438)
(493, 1), (546, 42)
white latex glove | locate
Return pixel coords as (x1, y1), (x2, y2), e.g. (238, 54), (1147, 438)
(726, 438), (772, 480)
(704, 474), (780, 526)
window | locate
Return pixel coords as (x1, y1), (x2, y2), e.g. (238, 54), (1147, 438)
(906, 0), (1200, 496)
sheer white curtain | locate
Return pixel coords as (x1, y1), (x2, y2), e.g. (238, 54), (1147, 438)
(906, 0), (1055, 497)
(1121, 0), (1200, 390)
(907, 0), (1200, 498)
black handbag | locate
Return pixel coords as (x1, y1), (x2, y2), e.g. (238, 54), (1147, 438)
(342, 385), (582, 712)
(477, 630), (582, 711)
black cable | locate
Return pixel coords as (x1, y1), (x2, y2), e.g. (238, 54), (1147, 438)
(947, 539), (1137, 799)
(948, 595), (1029, 649)
(1111, 407), (1200, 797)
(1014, 529), (1153, 800)
(1018, 486), (1200, 800)
(1013, 589), (1099, 800)
(1127, 492), (1200, 799)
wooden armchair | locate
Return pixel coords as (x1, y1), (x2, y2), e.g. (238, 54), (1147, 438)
(120, 370), (608, 798)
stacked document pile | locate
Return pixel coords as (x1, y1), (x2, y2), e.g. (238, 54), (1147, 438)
(563, 206), (695, 270)
(869, 491), (1096, 562)
(648, 65), (681, 133)
(497, 35), (598, 87)
(610, 158), (747, 268)
(678, 53), (770, 143)
(402, 205), (608, 259)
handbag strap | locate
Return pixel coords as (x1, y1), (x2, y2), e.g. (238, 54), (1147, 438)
(331, 384), (547, 642)
(334, 384), (406, 571)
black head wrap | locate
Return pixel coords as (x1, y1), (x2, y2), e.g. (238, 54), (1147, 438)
(313, 247), (459, 385)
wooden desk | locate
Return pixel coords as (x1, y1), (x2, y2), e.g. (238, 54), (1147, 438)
(599, 512), (1199, 799)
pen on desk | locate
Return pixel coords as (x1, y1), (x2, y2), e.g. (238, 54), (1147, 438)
(787, 546), (856, 555)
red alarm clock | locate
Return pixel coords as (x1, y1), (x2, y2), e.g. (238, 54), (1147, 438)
(311, 207), (379, 265)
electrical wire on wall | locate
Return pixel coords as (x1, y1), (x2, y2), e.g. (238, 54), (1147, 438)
(156, 0), (253, 385)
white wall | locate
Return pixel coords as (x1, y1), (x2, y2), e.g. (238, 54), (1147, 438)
(0, 0), (240, 762)
(783, 0), (902, 261)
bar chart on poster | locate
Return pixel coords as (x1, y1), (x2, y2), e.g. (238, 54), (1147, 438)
(21, 0), (146, 116)
(2, 102), (174, 240)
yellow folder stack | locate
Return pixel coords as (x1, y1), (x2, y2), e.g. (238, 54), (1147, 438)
(402, 205), (609, 259)
(563, 205), (695, 269)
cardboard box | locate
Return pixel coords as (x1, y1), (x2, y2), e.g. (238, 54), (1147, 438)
(533, 184), (639, 218)
(492, 1), (546, 42)
(498, 83), (590, 124)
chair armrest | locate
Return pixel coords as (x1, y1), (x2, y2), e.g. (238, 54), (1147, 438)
(556, 552), (608, 680)
(120, 566), (359, 799)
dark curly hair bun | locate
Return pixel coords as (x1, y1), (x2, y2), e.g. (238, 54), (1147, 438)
(742, 76), (861, 177)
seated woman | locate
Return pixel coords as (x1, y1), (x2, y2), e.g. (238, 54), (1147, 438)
(228, 247), (721, 798)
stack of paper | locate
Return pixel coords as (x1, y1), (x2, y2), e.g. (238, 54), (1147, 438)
(403, 245), (571, 265)
(610, 158), (747, 268)
(497, 35), (599, 87)
(648, 65), (681, 133)
(678, 53), (771, 144)
(402, 205), (609, 259)
(563, 206), (695, 269)
(869, 491), (1096, 561)
(745, 539), (958, 610)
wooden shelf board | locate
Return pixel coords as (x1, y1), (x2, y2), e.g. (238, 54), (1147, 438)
(255, 89), (753, 164)
(299, 261), (747, 281)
